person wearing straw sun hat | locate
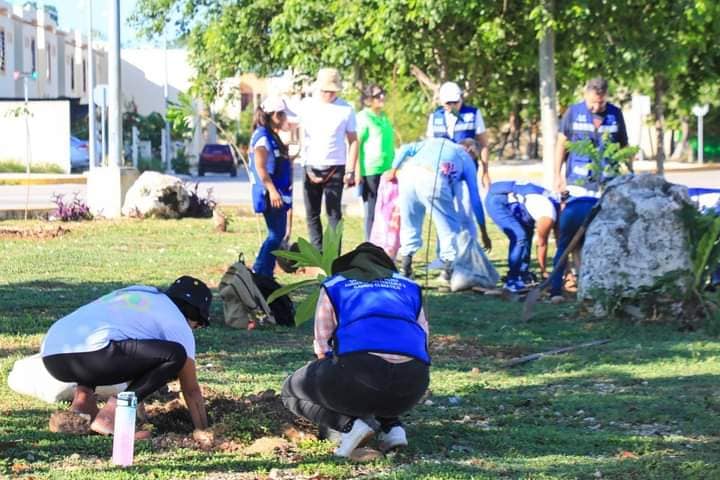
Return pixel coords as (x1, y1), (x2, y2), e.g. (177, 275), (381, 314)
(249, 95), (295, 277)
(297, 68), (359, 251)
(40, 276), (212, 437)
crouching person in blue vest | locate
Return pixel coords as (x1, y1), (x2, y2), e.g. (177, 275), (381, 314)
(486, 181), (559, 292)
(688, 187), (720, 288)
(40, 276), (211, 437)
(281, 243), (430, 457)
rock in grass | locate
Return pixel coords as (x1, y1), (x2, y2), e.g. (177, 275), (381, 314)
(122, 171), (191, 219)
(244, 436), (290, 456)
(49, 411), (91, 434)
(579, 174), (694, 320)
(349, 447), (383, 462)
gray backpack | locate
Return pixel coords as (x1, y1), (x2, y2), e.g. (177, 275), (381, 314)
(218, 255), (275, 329)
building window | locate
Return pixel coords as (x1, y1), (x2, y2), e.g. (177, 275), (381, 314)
(46, 43), (51, 80)
(82, 59), (86, 92)
(30, 38), (36, 73)
(0, 30), (5, 73)
(70, 56), (75, 90)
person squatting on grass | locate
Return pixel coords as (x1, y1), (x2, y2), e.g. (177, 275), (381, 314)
(249, 96), (295, 277)
(385, 137), (492, 280)
(485, 181), (559, 292)
(40, 276), (211, 437)
(281, 243), (430, 457)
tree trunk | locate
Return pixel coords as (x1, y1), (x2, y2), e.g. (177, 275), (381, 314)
(538, 0), (558, 189)
(653, 75), (667, 175)
(670, 117), (690, 161)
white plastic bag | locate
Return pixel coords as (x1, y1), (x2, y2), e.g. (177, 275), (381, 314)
(450, 230), (500, 292)
(8, 354), (127, 404)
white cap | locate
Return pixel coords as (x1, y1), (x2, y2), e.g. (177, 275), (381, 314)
(438, 82), (462, 104)
(261, 96), (294, 115)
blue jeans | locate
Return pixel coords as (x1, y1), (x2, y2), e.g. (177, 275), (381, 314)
(398, 166), (460, 262)
(550, 197), (598, 296)
(253, 206), (288, 277)
(486, 192), (530, 281)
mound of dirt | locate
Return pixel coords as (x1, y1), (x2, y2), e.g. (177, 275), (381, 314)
(0, 225), (69, 239)
(49, 411), (91, 434)
(144, 389), (317, 454)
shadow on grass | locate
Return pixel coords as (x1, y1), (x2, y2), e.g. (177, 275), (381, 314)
(403, 372), (720, 477)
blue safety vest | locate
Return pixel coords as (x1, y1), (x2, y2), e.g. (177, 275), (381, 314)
(249, 127), (293, 213)
(565, 101), (625, 190)
(688, 187), (720, 214)
(489, 181), (554, 227)
(488, 180), (546, 197)
(322, 273), (430, 364)
(431, 105), (479, 143)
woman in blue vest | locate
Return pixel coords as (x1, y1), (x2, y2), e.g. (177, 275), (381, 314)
(486, 181), (558, 292)
(281, 243), (430, 457)
(554, 77), (628, 193)
(250, 96), (294, 277)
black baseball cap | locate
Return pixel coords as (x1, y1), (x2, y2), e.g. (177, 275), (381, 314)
(165, 276), (212, 326)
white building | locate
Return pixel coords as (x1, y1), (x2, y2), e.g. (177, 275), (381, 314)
(0, 1), (107, 101)
(121, 48), (193, 116)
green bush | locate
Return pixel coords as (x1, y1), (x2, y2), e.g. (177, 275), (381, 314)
(137, 157), (164, 173)
(0, 160), (65, 174)
(172, 148), (190, 174)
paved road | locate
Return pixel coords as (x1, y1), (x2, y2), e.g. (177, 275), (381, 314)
(1, 168), (718, 212)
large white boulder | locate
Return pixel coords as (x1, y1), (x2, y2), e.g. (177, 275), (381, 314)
(578, 174), (693, 317)
(122, 171), (191, 218)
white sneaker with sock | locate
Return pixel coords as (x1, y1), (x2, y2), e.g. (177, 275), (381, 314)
(378, 426), (408, 452)
(334, 419), (375, 457)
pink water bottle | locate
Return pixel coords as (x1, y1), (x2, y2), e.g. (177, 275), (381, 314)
(112, 392), (137, 467)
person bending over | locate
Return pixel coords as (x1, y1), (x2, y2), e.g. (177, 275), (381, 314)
(40, 276), (211, 437)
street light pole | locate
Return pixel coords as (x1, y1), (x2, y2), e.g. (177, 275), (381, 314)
(108, 0), (122, 167)
(163, 28), (171, 173)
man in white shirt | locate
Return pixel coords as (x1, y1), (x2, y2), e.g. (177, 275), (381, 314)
(298, 68), (359, 250)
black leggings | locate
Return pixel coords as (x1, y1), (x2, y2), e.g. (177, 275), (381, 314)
(43, 340), (187, 401)
(282, 352), (429, 432)
(361, 174), (382, 241)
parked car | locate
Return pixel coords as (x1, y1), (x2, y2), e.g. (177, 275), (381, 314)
(70, 136), (89, 172)
(198, 144), (237, 177)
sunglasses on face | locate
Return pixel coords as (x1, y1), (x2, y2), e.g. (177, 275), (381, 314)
(372, 92), (385, 99)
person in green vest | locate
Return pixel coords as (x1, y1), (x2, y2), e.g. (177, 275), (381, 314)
(357, 84), (396, 240)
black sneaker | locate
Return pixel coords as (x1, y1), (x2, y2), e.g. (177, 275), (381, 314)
(401, 255), (413, 278)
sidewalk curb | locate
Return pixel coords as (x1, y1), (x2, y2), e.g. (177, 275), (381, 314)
(0, 202), (365, 221)
(0, 177), (86, 186)
(3, 163), (719, 186)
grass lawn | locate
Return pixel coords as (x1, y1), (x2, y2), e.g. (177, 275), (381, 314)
(1, 215), (719, 479)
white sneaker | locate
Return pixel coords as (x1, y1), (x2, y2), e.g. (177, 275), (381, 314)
(378, 426), (408, 452)
(334, 419), (375, 457)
